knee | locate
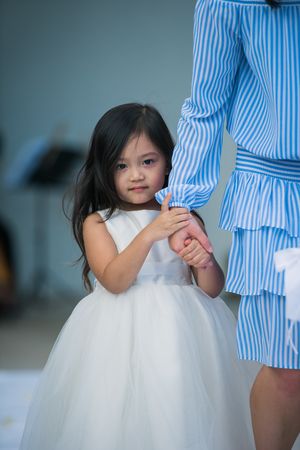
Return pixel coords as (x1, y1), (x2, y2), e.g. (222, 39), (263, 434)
(271, 368), (300, 397)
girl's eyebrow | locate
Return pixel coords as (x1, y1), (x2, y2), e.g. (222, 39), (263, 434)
(117, 151), (159, 162)
(140, 151), (160, 158)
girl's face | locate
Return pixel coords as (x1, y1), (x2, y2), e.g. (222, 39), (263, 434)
(114, 133), (168, 209)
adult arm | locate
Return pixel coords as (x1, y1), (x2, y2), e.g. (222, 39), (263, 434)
(156, 0), (242, 251)
(156, 0), (242, 210)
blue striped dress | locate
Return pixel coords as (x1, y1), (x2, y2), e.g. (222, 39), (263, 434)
(155, 0), (300, 368)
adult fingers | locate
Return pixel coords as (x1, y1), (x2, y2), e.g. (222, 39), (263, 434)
(170, 207), (189, 216)
(190, 223), (213, 253)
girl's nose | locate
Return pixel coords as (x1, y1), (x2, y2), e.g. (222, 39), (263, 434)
(129, 168), (144, 181)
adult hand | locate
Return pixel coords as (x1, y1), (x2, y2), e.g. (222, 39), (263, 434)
(168, 215), (213, 254)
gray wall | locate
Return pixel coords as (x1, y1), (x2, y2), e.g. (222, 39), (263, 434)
(0, 0), (236, 301)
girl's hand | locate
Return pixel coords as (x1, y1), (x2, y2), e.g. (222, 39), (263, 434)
(142, 193), (191, 243)
(168, 215), (213, 254)
(179, 238), (213, 269)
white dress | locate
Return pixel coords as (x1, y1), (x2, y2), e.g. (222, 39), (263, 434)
(20, 209), (259, 450)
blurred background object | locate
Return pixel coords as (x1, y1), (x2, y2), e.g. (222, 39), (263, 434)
(0, 134), (17, 314)
(4, 133), (85, 303)
(0, 203), (17, 314)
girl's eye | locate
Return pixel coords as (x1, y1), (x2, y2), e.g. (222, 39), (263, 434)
(116, 163), (127, 170)
(143, 159), (155, 166)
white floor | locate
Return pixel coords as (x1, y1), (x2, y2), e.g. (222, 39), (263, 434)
(0, 371), (40, 450)
(0, 296), (78, 450)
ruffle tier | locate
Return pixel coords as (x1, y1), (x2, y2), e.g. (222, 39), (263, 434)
(237, 292), (300, 369)
(224, 227), (300, 296)
(219, 151), (300, 296)
(219, 170), (300, 237)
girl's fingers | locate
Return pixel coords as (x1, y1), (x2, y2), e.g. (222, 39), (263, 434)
(181, 244), (212, 266)
(161, 192), (172, 213)
(172, 220), (190, 232)
(166, 213), (192, 230)
(192, 255), (213, 268)
(179, 247), (191, 258)
(176, 213), (192, 223)
(184, 250), (205, 263)
(179, 240), (199, 257)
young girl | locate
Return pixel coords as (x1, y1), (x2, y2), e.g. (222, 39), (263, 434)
(20, 103), (258, 450)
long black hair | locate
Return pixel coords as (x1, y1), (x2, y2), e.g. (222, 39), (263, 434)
(69, 103), (174, 290)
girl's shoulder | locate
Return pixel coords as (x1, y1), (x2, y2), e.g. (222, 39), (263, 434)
(82, 213), (107, 240)
(84, 209), (116, 224)
(83, 211), (104, 226)
(83, 209), (124, 233)
(82, 211), (116, 248)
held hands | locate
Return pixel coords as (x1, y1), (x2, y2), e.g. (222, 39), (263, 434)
(169, 214), (213, 253)
(179, 238), (213, 269)
(143, 193), (191, 243)
(167, 206), (214, 269)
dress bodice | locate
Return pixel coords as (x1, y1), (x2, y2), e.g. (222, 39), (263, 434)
(96, 209), (192, 286)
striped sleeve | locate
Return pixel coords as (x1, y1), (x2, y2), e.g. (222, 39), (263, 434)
(155, 0), (242, 210)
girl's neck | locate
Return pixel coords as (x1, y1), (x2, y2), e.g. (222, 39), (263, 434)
(118, 198), (160, 211)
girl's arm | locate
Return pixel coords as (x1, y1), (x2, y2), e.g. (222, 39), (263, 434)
(83, 194), (191, 294)
(191, 252), (225, 298)
(179, 217), (225, 298)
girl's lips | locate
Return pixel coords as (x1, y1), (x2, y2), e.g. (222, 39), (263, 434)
(130, 186), (147, 191)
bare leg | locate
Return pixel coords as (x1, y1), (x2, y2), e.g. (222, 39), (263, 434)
(250, 365), (300, 450)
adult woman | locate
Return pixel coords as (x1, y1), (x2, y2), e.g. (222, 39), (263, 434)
(156, 0), (300, 448)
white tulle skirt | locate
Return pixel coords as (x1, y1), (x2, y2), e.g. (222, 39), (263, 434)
(20, 283), (258, 450)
